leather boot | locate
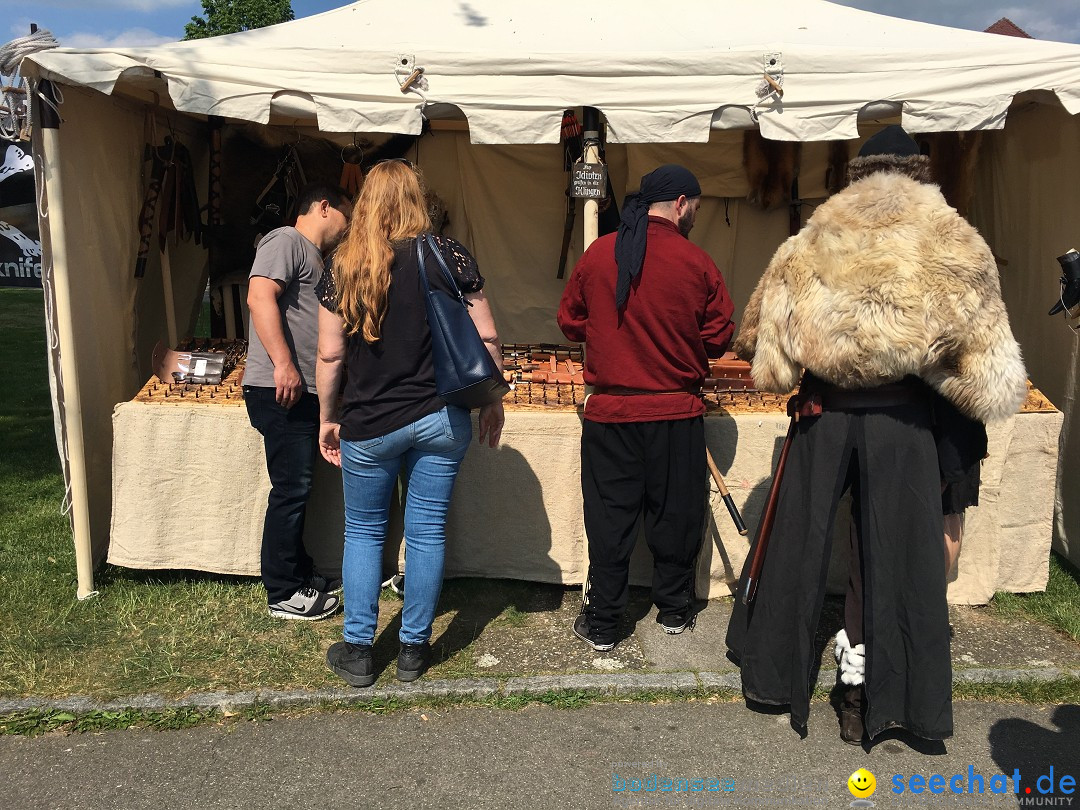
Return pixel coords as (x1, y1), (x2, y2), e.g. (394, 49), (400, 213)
(834, 629), (867, 745)
(840, 685), (865, 745)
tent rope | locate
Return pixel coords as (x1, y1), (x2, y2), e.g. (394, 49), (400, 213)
(0, 30), (61, 140)
(0, 29), (58, 76)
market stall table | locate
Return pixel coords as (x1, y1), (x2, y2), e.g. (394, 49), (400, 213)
(109, 372), (1062, 605)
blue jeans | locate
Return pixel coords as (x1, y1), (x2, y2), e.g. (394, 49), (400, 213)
(340, 406), (472, 646)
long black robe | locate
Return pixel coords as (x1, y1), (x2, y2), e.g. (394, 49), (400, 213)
(726, 393), (953, 741)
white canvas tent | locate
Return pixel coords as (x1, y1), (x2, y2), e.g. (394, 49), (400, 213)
(17, 0), (1080, 598)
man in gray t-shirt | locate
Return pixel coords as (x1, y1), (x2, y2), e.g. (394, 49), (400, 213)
(244, 183), (351, 620)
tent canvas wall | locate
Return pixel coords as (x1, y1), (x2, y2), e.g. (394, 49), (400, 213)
(18, 0), (1080, 597)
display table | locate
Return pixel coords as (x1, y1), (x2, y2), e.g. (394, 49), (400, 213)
(109, 393), (1063, 605)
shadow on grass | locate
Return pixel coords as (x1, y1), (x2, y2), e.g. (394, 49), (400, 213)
(426, 577), (565, 671)
(94, 564), (259, 590)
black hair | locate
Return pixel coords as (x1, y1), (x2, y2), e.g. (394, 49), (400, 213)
(296, 183), (351, 216)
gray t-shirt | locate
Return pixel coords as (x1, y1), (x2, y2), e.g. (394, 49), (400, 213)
(244, 227), (324, 394)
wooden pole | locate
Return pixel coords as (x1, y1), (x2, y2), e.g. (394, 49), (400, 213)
(582, 106), (600, 250)
(160, 244), (178, 347)
(706, 448), (748, 536)
(207, 115), (226, 338)
(223, 284), (236, 339)
(39, 81), (97, 599)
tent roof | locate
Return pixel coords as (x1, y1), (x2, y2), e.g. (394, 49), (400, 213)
(23, 0), (1080, 143)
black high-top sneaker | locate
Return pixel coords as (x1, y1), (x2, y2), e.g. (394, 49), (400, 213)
(397, 641), (432, 682)
(326, 641), (375, 687)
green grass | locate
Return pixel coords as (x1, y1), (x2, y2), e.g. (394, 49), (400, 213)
(0, 289), (352, 699)
(951, 677), (1080, 704)
(493, 604), (529, 628)
(990, 554), (1080, 641)
(0, 689), (740, 736)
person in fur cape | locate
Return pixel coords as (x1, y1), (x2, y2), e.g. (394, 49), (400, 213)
(725, 125), (1027, 745)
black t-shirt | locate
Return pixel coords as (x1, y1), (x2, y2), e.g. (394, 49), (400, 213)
(316, 234), (484, 441)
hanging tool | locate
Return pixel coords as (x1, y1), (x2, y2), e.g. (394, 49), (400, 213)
(705, 448), (748, 536)
(340, 136), (364, 197)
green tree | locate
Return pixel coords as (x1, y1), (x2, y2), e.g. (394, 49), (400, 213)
(183, 0), (295, 40)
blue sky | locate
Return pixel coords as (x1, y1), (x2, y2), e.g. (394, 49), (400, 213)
(2, 0), (1078, 46)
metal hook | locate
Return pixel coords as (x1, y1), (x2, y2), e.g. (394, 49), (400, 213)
(342, 134), (363, 165)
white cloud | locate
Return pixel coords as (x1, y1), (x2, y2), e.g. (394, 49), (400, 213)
(31, 0), (190, 9)
(7, 16), (175, 47)
(9, 17), (40, 39)
(62, 28), (176, 48)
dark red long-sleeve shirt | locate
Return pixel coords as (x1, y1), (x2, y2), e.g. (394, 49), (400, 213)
(557, 216), (735, 423)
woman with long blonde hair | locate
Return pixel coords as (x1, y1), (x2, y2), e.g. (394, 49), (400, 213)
(315, 160), (504, 686)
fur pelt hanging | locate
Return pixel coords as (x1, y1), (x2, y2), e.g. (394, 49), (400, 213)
(743, 130), (801, 211)
(734, 166), (1027, 423)
(917, 131), (983, 218)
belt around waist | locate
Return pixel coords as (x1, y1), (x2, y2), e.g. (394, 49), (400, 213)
(591, 386), (701, 396)
(815, 386), (925, 410)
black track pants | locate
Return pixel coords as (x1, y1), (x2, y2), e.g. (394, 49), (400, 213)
(580, 417), (706, 637)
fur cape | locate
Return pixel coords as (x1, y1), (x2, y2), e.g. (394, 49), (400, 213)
(733, 170), (1027, 423)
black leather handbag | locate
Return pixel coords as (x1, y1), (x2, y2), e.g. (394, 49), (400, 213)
(416, 234), (510, 409)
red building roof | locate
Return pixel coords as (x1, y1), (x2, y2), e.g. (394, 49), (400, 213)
(984, 18), (1033, 38)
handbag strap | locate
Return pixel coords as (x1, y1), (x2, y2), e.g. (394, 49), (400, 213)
(416, 233), (468, 307)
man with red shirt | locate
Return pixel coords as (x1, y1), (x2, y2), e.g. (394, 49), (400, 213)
(557, 164), (735, 651)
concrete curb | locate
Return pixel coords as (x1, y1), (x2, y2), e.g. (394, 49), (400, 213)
(1, 667), (1076, 717)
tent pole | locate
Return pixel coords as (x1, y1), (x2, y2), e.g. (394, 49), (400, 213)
(160, 245), (178, 347)
(582, 106), (600, 249)
(579, 106), (602, 600)
(223, 285), (236, 339)
(39, 81), (97, 599)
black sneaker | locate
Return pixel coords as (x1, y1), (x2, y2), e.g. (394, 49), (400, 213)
(396, 641), (432, 682)
(268, 587), (340, 620)
(310, 572), (344, 595)
(572, 614), (616, 652)
(659, 609), (697, 635)
(326, 641), (375, 687)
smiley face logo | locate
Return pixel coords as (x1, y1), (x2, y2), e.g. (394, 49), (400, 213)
(848, 768), (876, 798)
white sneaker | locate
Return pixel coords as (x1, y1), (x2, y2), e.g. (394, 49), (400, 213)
(268, 587), (340, 620)
(381, 574), (404, 596)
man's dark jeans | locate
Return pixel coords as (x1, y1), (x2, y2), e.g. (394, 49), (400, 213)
(245, 386), (319, 603)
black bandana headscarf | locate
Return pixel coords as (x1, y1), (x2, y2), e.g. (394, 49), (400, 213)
(614, 164), (701, 309)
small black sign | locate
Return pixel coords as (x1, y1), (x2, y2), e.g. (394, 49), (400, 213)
(571, 162), (608, 199)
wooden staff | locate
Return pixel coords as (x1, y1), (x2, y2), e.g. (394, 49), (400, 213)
(705, 447), (747, 536)
(740, 417), (794, 605)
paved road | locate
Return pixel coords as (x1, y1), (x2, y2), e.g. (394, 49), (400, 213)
(2, 700), (1077, 810)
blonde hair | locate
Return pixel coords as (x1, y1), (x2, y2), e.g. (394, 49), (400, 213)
(333, 161), (431, 342)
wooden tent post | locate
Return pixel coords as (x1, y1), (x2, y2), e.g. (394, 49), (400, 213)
(160, 245), (178, 347)
(582, 106), (600, 250)
(222, 285), (237, 338)
(39, 80), (97, 599)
